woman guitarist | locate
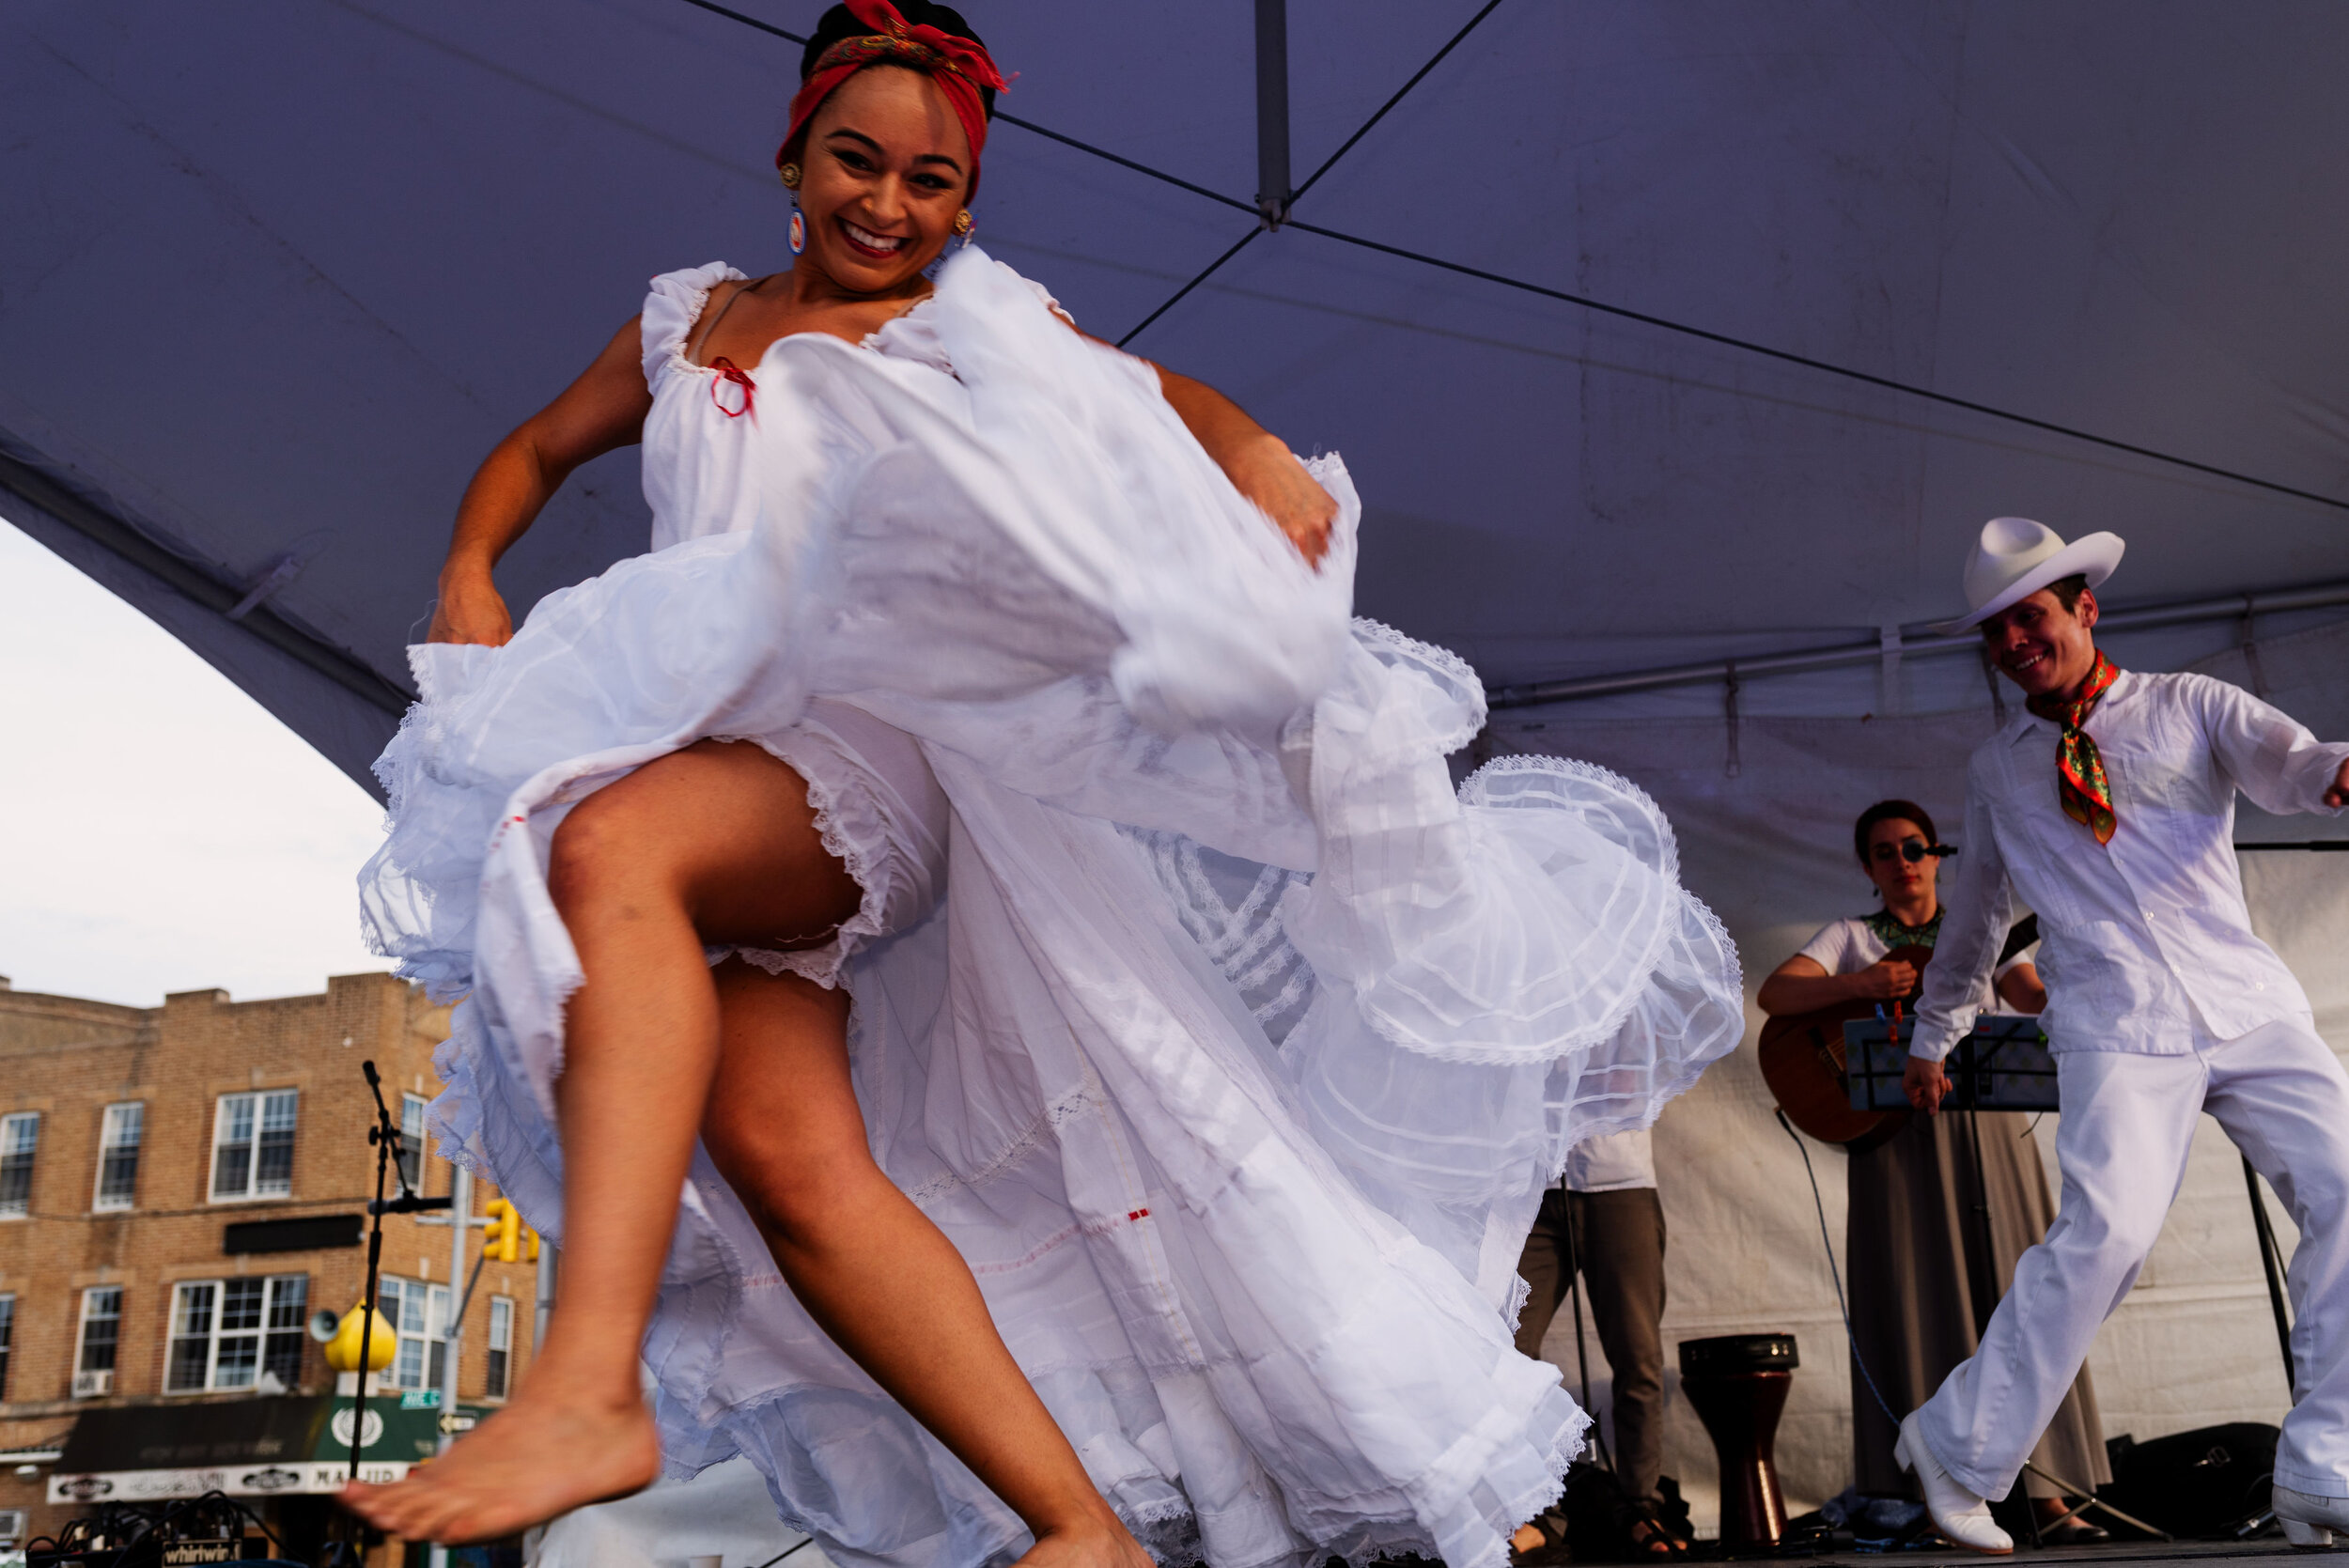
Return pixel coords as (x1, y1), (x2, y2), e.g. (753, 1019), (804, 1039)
(1757, 801), (2106, 1540)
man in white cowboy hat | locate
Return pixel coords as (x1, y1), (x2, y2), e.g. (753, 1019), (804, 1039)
(1890, 517), (2349, 1554)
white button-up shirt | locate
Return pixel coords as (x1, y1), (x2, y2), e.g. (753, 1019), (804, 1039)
(1915, 670), (2347, 1059)
(1554, 1128), (1656, 1192)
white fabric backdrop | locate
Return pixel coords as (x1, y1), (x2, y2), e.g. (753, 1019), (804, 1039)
(1488, 617), (2349, 1532)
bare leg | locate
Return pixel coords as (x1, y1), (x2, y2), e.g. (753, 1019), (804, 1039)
(345, 739), (863, 1545)
(702, 962), (1152, 1568)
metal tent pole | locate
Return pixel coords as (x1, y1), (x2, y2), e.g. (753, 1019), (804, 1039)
(1253, 0), (1291, 228)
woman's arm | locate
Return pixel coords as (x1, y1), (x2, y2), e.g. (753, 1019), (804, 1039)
(1755, 953), (1919, 1017)
(1152, 367), (1335, 567)
(428, 319), (657, 645)
(1075, 327), (1335, 567)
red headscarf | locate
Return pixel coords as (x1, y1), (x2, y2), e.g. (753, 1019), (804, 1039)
(777, 0), (1007, 197)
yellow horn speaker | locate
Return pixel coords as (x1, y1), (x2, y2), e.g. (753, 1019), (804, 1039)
(323, 1303), (398, 1373)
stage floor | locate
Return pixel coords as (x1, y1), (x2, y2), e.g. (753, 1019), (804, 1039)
(1791, 1544), (2319, 1565)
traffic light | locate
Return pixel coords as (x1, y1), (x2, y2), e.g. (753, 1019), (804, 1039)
(483, 1197), (521, 1264)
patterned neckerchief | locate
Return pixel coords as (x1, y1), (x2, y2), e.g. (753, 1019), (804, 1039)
(1862, 907), (1943, 950)
(2025, 651), (2122, 845)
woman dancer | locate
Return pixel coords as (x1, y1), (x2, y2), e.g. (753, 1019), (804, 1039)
(354, 6), (1743, 1566)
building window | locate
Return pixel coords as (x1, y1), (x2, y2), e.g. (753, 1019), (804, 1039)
(377, 1276), (449, 1391)
(210, 1091), (297, 1201)
(76, 1286), (121, 1394)
(0, 1294), (14, 1399)
(398, 1094), (428, 1194)
(94, 1102), (144, 1212)
(0, 1112), (38, 1219)
(0, 1507), (23, 1546)
(486, 1296), (514, 1400)
(166, 1275), (308, 1393)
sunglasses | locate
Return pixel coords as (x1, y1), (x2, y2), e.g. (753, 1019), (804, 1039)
(1871, 841), (1956, 863)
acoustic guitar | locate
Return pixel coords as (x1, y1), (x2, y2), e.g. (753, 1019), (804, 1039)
(1757, 942), (1930, 1153)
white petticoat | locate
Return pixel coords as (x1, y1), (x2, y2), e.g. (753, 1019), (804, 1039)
(714, 697), (951, 986)
(361, 250), (1743, 1568)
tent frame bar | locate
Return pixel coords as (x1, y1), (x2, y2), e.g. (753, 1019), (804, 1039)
(0, 444), (413, 715)
(1253, 0), (1292, 228)
(1488, 578), (2349, 708)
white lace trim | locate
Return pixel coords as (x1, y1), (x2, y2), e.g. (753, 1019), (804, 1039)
(1350, 616), (1487, 754)
(1458, 751), (1684, 887)
(1320, 753), (1717, 1068)
(705, 730), (894, 991)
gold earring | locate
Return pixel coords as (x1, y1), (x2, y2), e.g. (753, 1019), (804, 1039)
(779, 162), (802, 191)
(952, 208), (974, 237)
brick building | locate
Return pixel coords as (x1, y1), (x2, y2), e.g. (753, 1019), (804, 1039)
(0, 970), (538, 1553)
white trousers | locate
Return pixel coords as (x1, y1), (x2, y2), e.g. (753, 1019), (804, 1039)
(1917, 1017), (2349, 1499)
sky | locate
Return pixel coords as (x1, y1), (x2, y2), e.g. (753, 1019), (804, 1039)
(0, 517), (393, 1007)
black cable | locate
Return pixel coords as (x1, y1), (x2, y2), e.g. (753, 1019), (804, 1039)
(1278, 217), (2349, 513)
(754, 1535), (819, 1568)
(1287, 0), (1507, 207)
(672, 0), (1258, 217)
(667, 0), (2347, 513)
(1775, 1109), (1900, 1428)
(676, 0), (803, 44)
(1116, 228), (1261, 349)
(996, 114), (1258, 217)
(1119, 1), (1508, 344)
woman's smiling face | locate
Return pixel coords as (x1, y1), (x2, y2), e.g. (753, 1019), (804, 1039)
(795, 65), (972, 291)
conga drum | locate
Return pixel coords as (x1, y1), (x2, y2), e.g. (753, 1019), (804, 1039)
(1678, 1332), (1799, 1548)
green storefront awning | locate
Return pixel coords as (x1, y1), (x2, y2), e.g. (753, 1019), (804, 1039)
(50, 1392), (443, 1503)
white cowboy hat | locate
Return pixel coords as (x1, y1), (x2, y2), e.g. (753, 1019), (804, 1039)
(1930, 517), (2124, 633)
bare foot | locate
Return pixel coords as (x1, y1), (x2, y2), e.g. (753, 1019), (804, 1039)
(1011, 1508), (1158, 1568)
(341, 1382), (659, 1545)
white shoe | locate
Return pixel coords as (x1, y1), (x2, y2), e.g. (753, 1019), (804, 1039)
(1894, 1410), (2014, 1555)
(2275, 1483), (2349, 1548)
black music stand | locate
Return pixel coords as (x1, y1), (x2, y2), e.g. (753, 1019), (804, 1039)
(1844, 1017), (2058, 1114)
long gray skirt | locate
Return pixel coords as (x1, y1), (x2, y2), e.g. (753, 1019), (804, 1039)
(1846, 1110), (2110, 1498)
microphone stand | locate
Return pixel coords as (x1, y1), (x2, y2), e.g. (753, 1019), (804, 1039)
(328, 1062), (451, 1564)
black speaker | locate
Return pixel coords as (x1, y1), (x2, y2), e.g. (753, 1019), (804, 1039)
(2100, 1422), (2279, 1539)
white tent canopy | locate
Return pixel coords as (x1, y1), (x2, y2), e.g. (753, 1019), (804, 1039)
(8, 0), (2347, 1530)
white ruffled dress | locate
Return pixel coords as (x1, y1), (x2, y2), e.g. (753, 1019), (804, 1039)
(362, 252), (1743, 1568)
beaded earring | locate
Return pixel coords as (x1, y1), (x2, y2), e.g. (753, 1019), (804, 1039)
(780, 163), (806, 257)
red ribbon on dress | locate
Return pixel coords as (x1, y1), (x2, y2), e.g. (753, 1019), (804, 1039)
(708, 356), (755, 419)
(777, 0), (1007, 197)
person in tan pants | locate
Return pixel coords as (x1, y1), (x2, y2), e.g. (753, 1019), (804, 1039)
(1513, 1129), (1677, 1557)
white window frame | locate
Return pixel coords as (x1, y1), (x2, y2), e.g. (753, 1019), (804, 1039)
(0, 1111), (38, 1219)
(209, 1090), (298, 1203)
(398, 1093), (429, 1195)
(77, 1285), (122, 1376)
(0, 1506), (25, 1545)
(486, 1295), (514, 1400)
(93, 1101), (144, 1212)
(377, 1275), (450, 1392)
(165, 1273), (309, 1394)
